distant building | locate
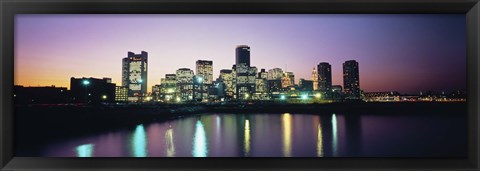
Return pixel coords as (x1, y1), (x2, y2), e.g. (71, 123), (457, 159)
(236, 45), (251, 66)
(299, 79), (313, 91)
(312, 67), (318, 90)
(363, 91), (400, 102)
(281, 72), (292, 88)
(220, 69), (234, 99)
(176, 68), (194, 101)
(267, 68), (283, 80)
(115, 86), (128, 102)
(122, 51), (148, 101)
(14, 85), (68, 104)
(196, 60), (213, 84)
(258, 69), (268, 80)
(70, 77), (116, 103)
(318, 62), (332, 92)
(152, 84), (161, 101)
(235, 45), (256, 100)
(343, 60), (360, 99)
(286, 72), (295, 85)
(161, 74), (177, 102)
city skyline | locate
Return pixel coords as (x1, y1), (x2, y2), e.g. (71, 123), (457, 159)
(15, 14), (466, 94)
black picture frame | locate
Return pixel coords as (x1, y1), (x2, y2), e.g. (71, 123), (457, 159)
(1, 0), (479, 170)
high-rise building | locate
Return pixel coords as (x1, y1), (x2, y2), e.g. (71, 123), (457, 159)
(122, 51), (148, 101)
(70, 77), (116, 103)
(158, 74), (177, 102)
(196, 60), (213, 85)
(312, 67), (318, 90)
(267, 68), (283, 80)
(236, 45), (250, 66)
(281, 72), (292, 88)
(343, 60), (360, 99)
(235, 45), (256, 100)
(176, 68), (194, 101)
(286, 72), (295, 85)
(317, 62), (332, 92)
(220, 69), (234, 99)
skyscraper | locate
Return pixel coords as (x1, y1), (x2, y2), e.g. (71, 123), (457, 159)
(312, 67), (318, 90)
(122, 51), (148, 101)
(235, 45), (256, 100)
(196, 60), (213, 84)
(176, 68), (194, 101)
(343, 60), (360, 99)
(267, 68), (283, 80)
(317, 62), (332, 92)
(220, 69), (234, 99)
(236, 45), (250, 66)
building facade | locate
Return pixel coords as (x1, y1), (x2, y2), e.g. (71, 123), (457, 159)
(220, 69), (235, 99)
(235, 45), (256, 100)
(176, 68), (194, 101)
(267, 68), (283, 80)
(343, 60), (360, 99)
(317, 62), (332, 92)
(115, 86), (128, 102)
(122, 51), (148, 101)
(312, 67), (318, 90)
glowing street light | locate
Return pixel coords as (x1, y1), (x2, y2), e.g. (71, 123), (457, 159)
(138, 79), (143, 83)
(102, 95), (107, 100)
(197, 77), (203, 83)
(82, 80), (90, 85)
(315, 93), (321, 98)
(245, 93), (249, 99)
(280, 95), (286, 100)
(301, 94), (309, 100)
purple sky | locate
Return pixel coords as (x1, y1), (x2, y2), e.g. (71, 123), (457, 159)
(15, 14), (466, 94)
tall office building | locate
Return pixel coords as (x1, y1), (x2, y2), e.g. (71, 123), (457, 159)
(317, 62), (332, 92)
(220, 69), (235, 98)
(312, 67), (318, 90)
(196, 60), (213, 84)
(281, 73), (292, 88)
(267, 68), (283, 80)
(176, 68), (194, 101)
(235, 45), (256, 100)
(286, 72), (295, 85)
(343, 60), (360, 99)
(122, 51), (148, 101)
(236, 45), (250, 66)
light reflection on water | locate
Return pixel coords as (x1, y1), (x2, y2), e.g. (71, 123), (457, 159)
(39, 113), (466, 157)
(75, 144), (94, 157)
(165, 127), (175, 157)
(317, 121), (323, 157)
(331, 114), (338, 156)
(244, 119), (251, 156)
(132, 124), (147, 157)
(282, 113), (292, 157)
(192, 120), (208, 157)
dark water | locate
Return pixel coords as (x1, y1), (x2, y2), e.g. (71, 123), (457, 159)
(38, 113), (466, 157)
